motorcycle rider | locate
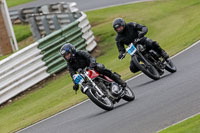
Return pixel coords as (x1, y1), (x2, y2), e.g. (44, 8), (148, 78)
(60, 43), (127, 92)
(113, 18), (169, 73)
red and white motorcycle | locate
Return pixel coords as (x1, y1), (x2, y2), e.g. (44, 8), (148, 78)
(73, 67), (135, 111)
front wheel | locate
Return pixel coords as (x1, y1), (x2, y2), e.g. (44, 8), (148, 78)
(86, 88), (114, 111)
(132, 54), (160, 80)
(122, 85), (135, 101)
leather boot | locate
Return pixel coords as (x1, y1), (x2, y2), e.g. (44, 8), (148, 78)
(161, 50), (169, 60)
(110, 73), (127, 88)
(152, 41), (169, 60)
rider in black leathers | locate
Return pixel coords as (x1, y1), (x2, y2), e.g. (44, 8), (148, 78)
(60, 43), (126, 92)
(113, 18), (169, 73)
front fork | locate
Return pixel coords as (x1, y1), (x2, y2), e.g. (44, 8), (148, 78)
(135, 51), (152, 67)
(83, 72), (104, 96)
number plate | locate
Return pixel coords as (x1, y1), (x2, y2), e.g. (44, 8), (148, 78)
(126, 43), (136, 56)
(73, 74), (84, 85)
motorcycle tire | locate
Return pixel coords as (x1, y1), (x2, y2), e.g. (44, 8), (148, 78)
(86, 88), (114, 111)
(122, 85), (135, 101)
(165, 59), (177, 73)
(132, 54), (160, 80)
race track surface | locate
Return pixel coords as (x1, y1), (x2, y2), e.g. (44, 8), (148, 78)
(12, 1), (200, 133)
(17, 42), (200, 133)
(10, 0), (151, 11)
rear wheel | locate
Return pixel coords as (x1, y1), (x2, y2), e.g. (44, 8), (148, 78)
(132, 54), (160, 80)
(122, 85), (135, 101)
(165, 59), (177, 73)
(86, 88), (114, 111)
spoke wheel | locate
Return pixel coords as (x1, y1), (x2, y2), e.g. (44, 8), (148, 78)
(86, 89), (114, 111)
(132, 54), (160, 80)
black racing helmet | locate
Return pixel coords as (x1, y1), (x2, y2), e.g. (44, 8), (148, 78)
(60, 43), (76, 61)
(112, 18), (126, 33)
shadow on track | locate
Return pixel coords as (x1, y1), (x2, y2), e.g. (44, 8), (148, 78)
(85, 101), (132, 119)
(134, 72), (175, 88)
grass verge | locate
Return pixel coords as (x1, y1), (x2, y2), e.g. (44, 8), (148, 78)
(13, 25), (32, 42)
(7, 0), (34, 8)
(1, 0), (200, 132)
(159, 113), (200, 133)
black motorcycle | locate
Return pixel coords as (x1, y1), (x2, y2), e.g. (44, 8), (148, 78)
(120, 38), (177, 80)
(73, 67), (135, 111)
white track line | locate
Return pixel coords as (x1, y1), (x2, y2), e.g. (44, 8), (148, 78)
(157, 112), (200, 132)
(14, 0), (200, 132)
(85, 0), (152, 12)
(156, 40), (200, 132)
(16, 100), (89, 133)
(127, 40), (200, 82)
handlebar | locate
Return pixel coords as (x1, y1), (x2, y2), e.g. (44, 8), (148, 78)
(134, 38), (143, 44)
(78, 67), (94, 73)
(119, 38), (143, 61)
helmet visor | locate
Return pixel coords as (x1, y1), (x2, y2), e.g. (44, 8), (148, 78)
(64, 52), (71, 60)
(115, 25), (124, 33)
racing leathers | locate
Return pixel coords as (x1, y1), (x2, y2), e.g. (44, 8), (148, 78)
(115, 22), (169, 73)
(67, 50), (126, 91)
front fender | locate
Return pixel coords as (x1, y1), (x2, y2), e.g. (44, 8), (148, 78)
(82, 86), (89, 93)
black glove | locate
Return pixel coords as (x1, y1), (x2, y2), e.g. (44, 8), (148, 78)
(90, 62), (97, 68)
(118, 53), (124, 60)
(138, 32), (144, 38)
(73, 84), (79, 91)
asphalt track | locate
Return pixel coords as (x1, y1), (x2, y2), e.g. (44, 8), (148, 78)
(10, 0), (151, 11)
(17, 39), (200, 133)
(13, 0), (200, 133)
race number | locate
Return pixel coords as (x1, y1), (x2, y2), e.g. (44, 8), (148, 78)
(126, 43), (136, 56)
(73, 74), (84, 85)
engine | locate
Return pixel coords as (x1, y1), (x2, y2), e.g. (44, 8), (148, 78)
(110, 83), (123, 97)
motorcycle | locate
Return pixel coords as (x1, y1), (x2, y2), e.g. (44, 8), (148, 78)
(73, 67), (135, 111)
(120, 38), (177, 80)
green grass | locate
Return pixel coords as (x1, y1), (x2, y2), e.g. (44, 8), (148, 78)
(6, 0), (34, 8)
(0, 74), (88, 132)
(13, 25), (32, 42)
(1, 0), (200, 132)
(159, 113), (200, 133)
(0, 54), (10, 61)
(6, 0), (35, 42)
(0, 25), (32, 61)
(88, 0), (200, 78)
(0, 0), (33, 60)
(7, 0), (34, 42)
